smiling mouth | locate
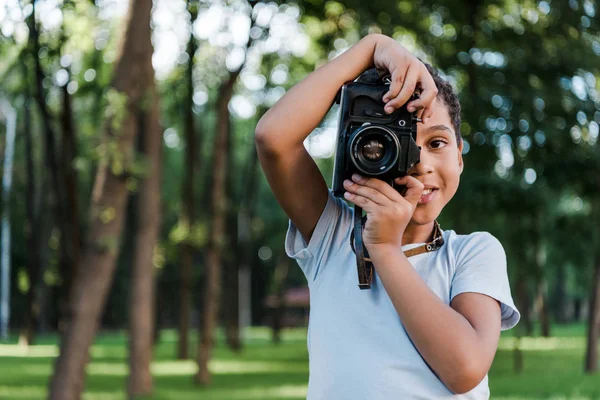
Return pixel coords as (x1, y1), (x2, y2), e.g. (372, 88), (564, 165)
(419, 188), (438, 204)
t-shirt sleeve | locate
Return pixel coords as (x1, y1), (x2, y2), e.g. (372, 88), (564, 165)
(450, 232), (521, 331)
(285, 189), (353, 282)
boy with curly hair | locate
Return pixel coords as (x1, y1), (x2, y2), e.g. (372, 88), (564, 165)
(255, 34), (520, 399)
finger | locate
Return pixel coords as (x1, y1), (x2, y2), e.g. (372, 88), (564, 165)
(394, 175), (424, 206)
(350, 174), (400, 203)
(383, 66), (407, 112)
(343, 191), (378, 213)
(386, 66), (419, 113)
(343, 178), (389, 206)
(408, 66), (438, 120)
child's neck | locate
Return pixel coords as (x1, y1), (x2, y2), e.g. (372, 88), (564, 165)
(401, 220), (436, 246)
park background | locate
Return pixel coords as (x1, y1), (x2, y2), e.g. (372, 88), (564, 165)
(0, 0), (599, 399)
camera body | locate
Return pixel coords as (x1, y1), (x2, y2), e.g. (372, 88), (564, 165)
(332, 73), (421, 197)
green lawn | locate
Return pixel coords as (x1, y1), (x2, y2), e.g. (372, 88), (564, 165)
(0, 325), (598, 399)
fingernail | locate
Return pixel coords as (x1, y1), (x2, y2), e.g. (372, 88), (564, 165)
(384, 106), (393, 114)
(407, 106), (415, 112)
(352, 174), (361, 182)
(343, 179), (351, 186)
(344, 192), (351, 198)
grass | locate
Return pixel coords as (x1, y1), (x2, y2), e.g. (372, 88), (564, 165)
(0, 324), (598, 399)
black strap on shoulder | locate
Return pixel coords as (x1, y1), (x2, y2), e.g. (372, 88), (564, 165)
(350, 205), (444, 290)
(350, 205), (373, 290)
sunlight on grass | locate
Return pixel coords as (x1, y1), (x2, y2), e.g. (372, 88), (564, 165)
(210, 360), (306, 374)
(150, 359), (305, 376)
(0, 344), (58, 357)
(498, 337), (585, 351)
(157, 327), (308, 343)
(151, 360), (196, 376)
(0, 386), (46, 399)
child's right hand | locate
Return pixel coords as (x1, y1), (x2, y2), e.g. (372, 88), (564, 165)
(371, 35), (438, 121)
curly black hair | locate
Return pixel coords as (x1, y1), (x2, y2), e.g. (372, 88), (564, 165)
(422, 62), (462, 146)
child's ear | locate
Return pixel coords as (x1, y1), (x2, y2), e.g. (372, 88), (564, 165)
(457, 141), (464, 174)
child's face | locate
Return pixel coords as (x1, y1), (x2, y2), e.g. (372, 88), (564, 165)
(408, 98), (463, 225)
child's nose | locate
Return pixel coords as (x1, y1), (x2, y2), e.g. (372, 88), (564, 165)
(409, 153), (435, 177)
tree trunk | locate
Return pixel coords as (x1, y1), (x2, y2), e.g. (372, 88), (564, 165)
(535, 279), (550, 337)
(515, 273), (532, 336)
(195, 3), (260, 381)
(221, 4), (262, 353)
(553, 263), (568, 323)
(513, 236), (528, 374)
(224, 113), (241, 352)
(127, 89), (162, 397)
(58, 74), (81, 333)
(178, 0), (199, 360)
(28, 3), (70, 334)
(513, 327), (523, 374)
(533, 214), (550, 337)
(196, 69), (241, 385)
(236, 112), (264, 340)
(271, 251), (290, 344)
(21, 94), (42, 345)
(48, 1), (157, 398)
(585, 249), (600, 373)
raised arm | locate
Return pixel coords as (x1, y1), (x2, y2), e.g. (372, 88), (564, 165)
(255, 35), (377, 243)
(255, 34), (437, 243)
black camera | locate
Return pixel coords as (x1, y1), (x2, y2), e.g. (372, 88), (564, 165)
(332, 70), (421, 197)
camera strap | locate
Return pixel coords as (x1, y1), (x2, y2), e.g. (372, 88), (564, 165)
(350, 205), (444, 290)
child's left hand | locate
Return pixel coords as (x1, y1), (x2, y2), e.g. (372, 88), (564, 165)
(343, 173), (424, 251)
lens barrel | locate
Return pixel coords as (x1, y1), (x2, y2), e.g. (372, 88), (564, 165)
(349, 125), (400, 176)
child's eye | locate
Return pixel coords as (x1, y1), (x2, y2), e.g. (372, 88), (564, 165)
(429, 139), (448, 149)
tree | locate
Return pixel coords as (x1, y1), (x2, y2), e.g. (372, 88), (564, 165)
(195, 46), (240, 386)
(58, 1), (82, 333)
(127, 23), (163, 400)
(49, 0), (158, 398)
(178, 0), (200, 361)
(196, 0), (258, 383)
(26, 0), (72, 333)
(19, 58), (42, 345)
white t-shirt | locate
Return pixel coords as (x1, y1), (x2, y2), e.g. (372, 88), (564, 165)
(285, 190), (520, 400)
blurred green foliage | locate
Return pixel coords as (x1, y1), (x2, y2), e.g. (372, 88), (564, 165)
(0, 0), (598, 337)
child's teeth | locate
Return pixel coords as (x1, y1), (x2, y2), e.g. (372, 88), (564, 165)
(422, 189), (432, 195)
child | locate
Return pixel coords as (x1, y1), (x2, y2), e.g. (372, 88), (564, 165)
(255, 34), (520, 399)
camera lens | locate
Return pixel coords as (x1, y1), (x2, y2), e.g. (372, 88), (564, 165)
(349, 125), (400, 176)
(361, 140), (385, 161)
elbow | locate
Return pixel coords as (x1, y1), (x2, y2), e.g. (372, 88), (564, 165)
(255, 130), (282, 158)
(254, 118), (270, 146)
(254, 115), (271, 141)
(255, 119), (295, 158)
(445, 359), (487, 395)
(255, 119), (279, 154)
